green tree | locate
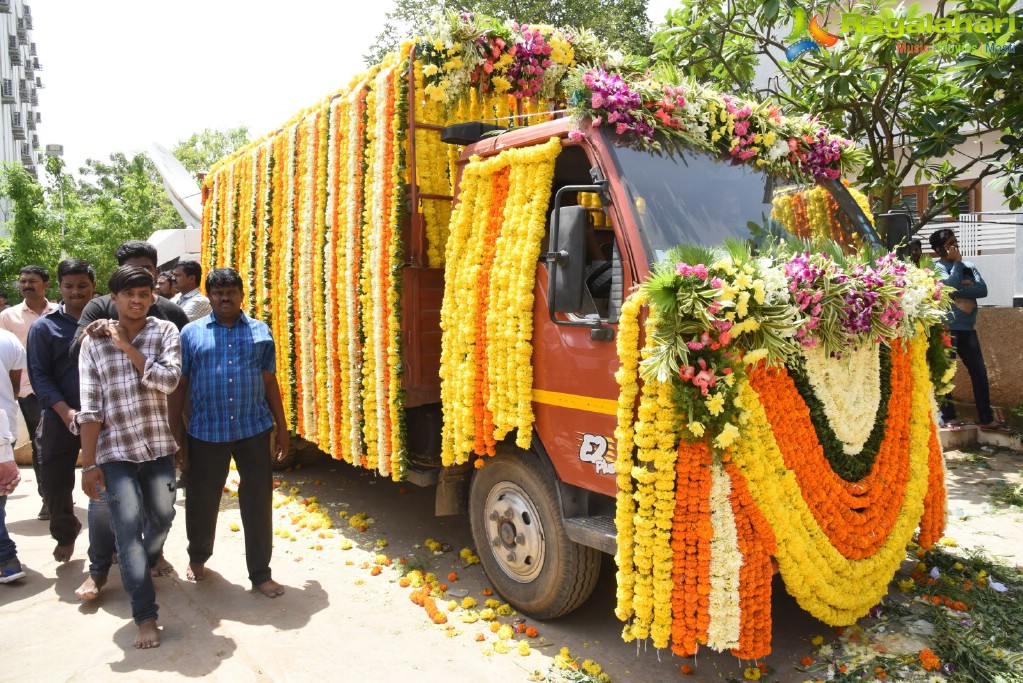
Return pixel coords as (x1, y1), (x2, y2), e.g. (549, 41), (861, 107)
(0, 162), (62, 297)
(73, 152), (180, 286)
(172, 126), (251, 177)
(364, 0), (652, 66)
(649, 0), (1021, 231)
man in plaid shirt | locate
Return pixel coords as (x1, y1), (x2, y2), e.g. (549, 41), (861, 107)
(77, 266), (181, 649)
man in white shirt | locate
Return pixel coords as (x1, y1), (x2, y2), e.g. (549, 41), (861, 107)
(0, 327), (27, 583)
(170, 261), (213, 322)
(0, 266), (58, 520)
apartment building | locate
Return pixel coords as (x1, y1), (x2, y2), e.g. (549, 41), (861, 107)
(0, 0), (43, 234)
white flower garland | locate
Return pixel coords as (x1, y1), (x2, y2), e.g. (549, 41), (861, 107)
(323, 100), (340, 458)
(706, 460), (742, 651)
(372, 65), (395, 475)
(800, 341), (881, 454)
(300, 115), (318, 437)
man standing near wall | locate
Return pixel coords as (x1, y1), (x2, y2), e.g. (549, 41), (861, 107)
(0, 266), (59, 520)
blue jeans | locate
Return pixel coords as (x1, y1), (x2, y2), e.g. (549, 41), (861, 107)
(0, 494), (16, 563)
(87, 492), (116, 577)
(940, 329), (993, 425)
(101, 455), (177, 624)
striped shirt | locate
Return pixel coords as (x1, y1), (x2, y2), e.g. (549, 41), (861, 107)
(76, 318), (181, 464)
(181, 311), (276, 443)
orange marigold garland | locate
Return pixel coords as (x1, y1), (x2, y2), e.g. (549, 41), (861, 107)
(670, 438), (713, 657)
(725, 460), (776, 660)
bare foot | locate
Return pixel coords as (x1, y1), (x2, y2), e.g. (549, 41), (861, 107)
(75, 574), (107, 600)
(134, 619), (161, 649)
(186, 563), (205, 581)
(150, 555), (175, 577)
(255, 579), (285, 598)
(54, 542), (75, 563)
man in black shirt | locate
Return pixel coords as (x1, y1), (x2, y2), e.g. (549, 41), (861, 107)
(71, 241), (189, 360)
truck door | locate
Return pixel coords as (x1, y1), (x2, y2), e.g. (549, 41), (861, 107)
(531, 151), (632, 499)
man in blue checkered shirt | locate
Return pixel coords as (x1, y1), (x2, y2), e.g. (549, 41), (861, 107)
(171, 268), (289, 598)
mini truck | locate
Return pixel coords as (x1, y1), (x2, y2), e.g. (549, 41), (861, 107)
(200, 27), (883, 623)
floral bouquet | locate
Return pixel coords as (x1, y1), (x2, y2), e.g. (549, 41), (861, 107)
(639, 240), (953, 448)
(567, 66), (867, 182)
(415, 11), (603, 104)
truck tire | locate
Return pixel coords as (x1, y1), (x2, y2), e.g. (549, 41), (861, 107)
(469, 446), (601, 620)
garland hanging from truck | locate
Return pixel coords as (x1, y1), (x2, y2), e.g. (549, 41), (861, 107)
(612, 239), (952, 659)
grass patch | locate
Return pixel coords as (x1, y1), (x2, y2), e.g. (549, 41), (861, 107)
(988, 481), (1023, 509)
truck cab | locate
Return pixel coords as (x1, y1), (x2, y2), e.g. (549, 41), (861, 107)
(413, 117), (877, 618)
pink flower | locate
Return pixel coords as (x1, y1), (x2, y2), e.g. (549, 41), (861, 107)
(734, 120), (750, 136)
(693, 264), (709, 280)
(616, 122), (629, 135)
(711, 277), (724, 289)
(718, 331), (732, 345)
(687, 341), (704, 351)
(568, 130), (584, 141)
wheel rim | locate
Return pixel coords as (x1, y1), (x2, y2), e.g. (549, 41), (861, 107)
(483, 481), (546, 583)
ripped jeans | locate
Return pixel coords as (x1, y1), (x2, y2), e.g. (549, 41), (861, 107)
(100, 455), (177, 624)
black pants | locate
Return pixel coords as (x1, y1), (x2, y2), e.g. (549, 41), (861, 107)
(18, 394), (42, 499)
(186, 429), (274, 586)
(940, 329), (993, 425)
(36, 411), (83, 545)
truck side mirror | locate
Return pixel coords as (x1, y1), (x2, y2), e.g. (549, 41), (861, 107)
(552, 205), (586, 313)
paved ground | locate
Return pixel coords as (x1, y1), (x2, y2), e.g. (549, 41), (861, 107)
(1, 442), (1020, 682)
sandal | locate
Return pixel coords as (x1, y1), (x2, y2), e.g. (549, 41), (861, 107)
(978, 422), (1013, 434)
(944, 420), (969, 431)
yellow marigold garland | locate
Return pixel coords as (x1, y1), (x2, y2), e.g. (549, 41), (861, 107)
(438, 137), (561, 465)
(612, 292), (645, 623)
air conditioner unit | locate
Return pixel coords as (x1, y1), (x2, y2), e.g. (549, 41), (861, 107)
(33, 58), (42, 70)
(0, 1), (12, 14)
(35, 77), (43, 88)
(0, 79), (13, 104)
(31, 134), (39, 149)
(35, 111), (41, 123)
(20, 142), (33, 162)
(16, 19), (26, 41)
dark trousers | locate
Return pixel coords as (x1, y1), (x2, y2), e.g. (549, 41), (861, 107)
(940, 329), (993, 425)
(17, 394), (42, 498)
(36, 411), (83, 545)
(186, 429), (274, 586)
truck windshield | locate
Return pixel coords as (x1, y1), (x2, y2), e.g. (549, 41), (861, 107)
(607, 138), (878, 265)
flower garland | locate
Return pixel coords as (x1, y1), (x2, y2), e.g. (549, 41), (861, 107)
(613, 239), (950, 660)
(772, 184), (869, 249)
(438, 137), (561, 466)
(567, 69), (868, 182)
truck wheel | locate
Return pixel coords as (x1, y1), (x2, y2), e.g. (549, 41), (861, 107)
(469, 447), (601, 620)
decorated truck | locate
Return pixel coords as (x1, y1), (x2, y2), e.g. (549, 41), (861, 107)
(201, 13), (952, 661)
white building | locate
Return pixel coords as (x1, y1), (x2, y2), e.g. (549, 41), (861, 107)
(0, 0), (43, 235)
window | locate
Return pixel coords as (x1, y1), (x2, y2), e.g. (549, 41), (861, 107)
(901, 181), (980, 218)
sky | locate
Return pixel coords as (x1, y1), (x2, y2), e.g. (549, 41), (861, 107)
(32, 0), (677, 175)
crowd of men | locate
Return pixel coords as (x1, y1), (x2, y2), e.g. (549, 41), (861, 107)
(0, 240), (290, 650)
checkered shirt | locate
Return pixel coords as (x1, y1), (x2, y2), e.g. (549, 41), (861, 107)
(76, 318), (182, 464)
(177, 288), (213, 322)
(181, 311), (276, 443)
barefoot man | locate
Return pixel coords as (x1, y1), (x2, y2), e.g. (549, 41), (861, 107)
(78, 266), (181, 648)
(26, 260), (114, 583)
(170, 268), (288, 598)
